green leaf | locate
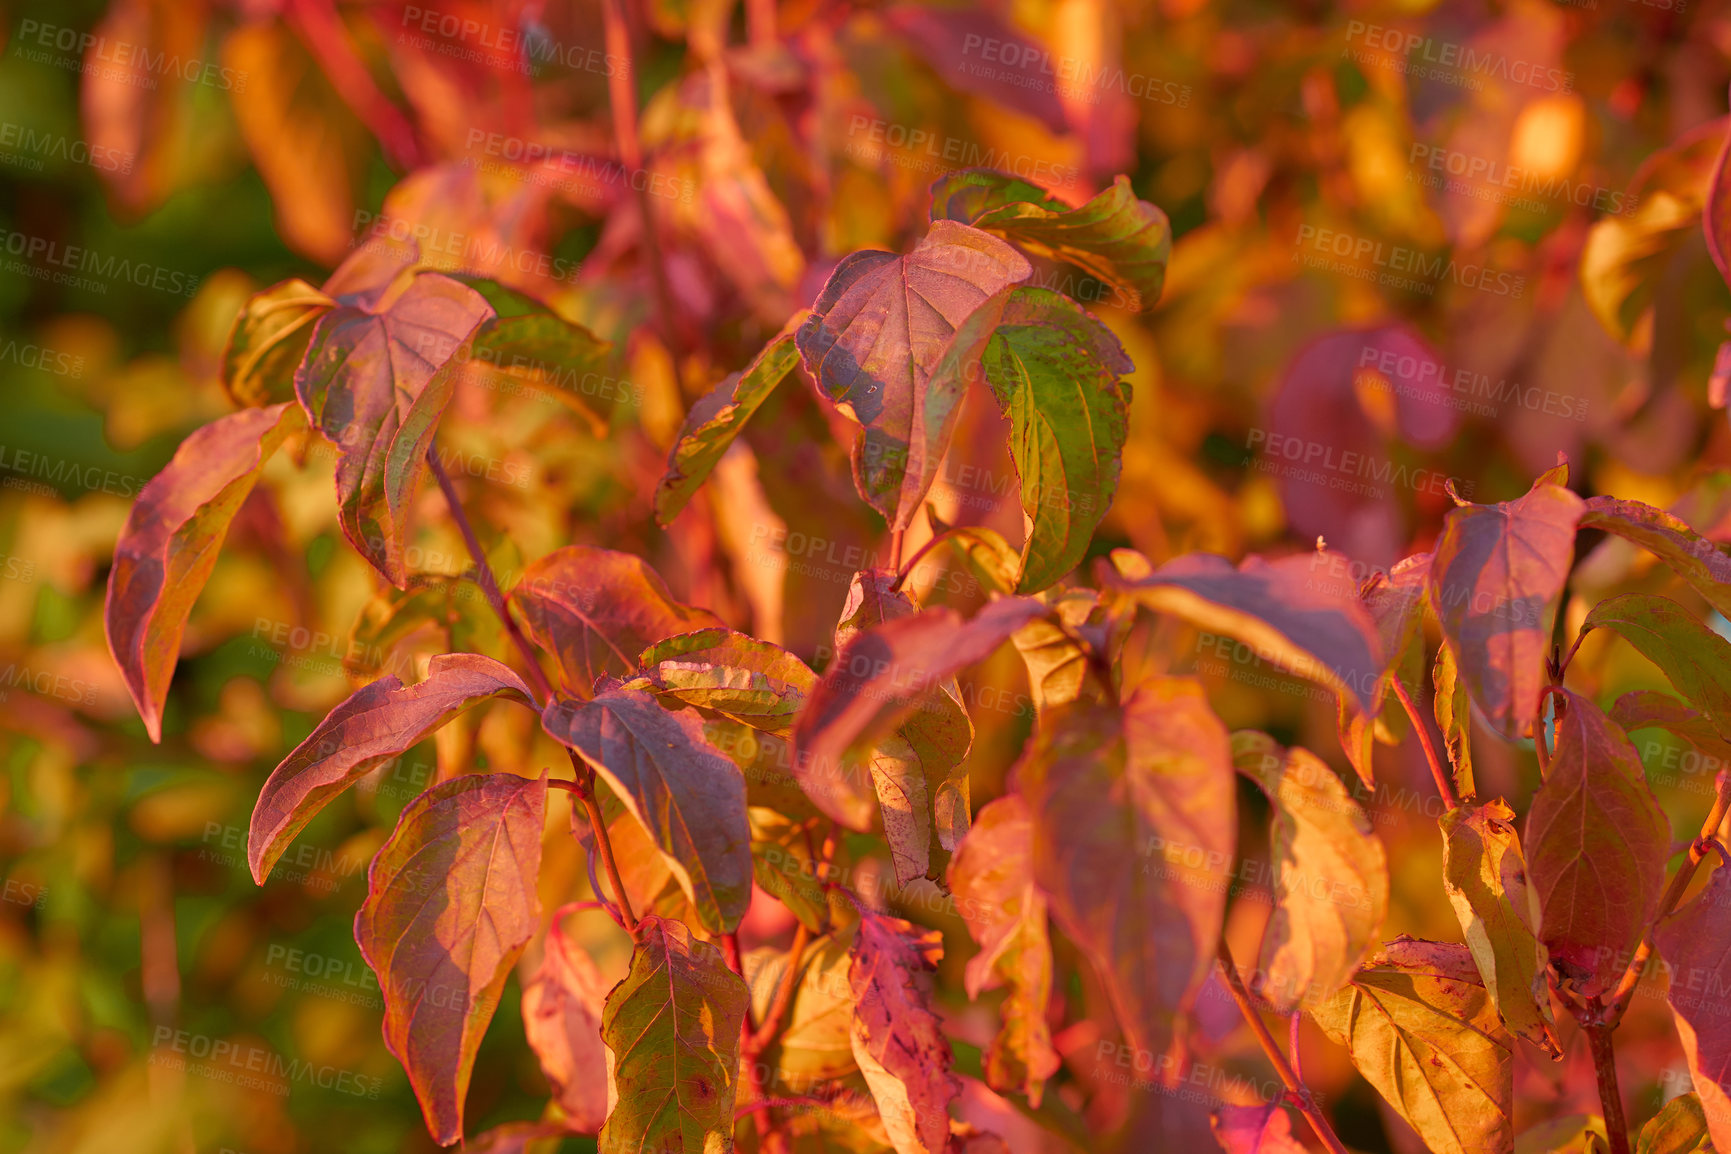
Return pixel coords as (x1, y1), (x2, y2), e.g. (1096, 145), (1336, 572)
(599, 914), (750, 1154)
(1435, 641), (1477, 799)
(931, 172), (1173, 312)
(745, 929), (857, 1093)
(221, 278), (333, 407)
(1581, 593), (1731, 744)
(354, 771), (548, 1146)
(1428, 465), (1585, 740)
(970, 288), (1132, 593)
(1439, 800), (1557, 1054)
(105, 402), (307, 742)
(749, 807), (832, 933)
(849, 908), (959, 1154)
(295, 271), (495, 586)
(638, 627), (816, 734)
(544, 687), (753, 934)
(1232, 732), (1388, 1011)
(1526, 688), (1670, 996)
(655, 318), (805, 525)
(1635, 1093), (1714, 1154)
(1611, 690), (1731, 772)
(1580, 497), (1731, 623)
(1017, 678), (1235, 1062)
(1515, 1115), (1608, 1154)
(947, 794), (1059, 1107)
(1308, 938), (1515, 1154)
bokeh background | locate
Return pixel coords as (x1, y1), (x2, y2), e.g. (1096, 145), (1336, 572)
(2, 0), (1729, 1149)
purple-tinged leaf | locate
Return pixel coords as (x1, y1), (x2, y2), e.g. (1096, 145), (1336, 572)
(354, 771), (547, 1146)
(1654, 865), (1731, 1152)
(105, 401), (306, 743)
(1429, 466), (1584, 740)
(599, 914), (749, 1154)
(796, 220), (1030, 527)
(511, 546), (724, 695)
(947, 794), (1059, 1107)
(1101, 549), (1385, 714)
(520, 906), (614, 1134)
(849, 907), (960, 1154)
(249, 652), (534, 883)
(1580, 496), (1731, 622)
(1525, 689), (1669, 996)
(543, 687), (751, 933)
(1611, 690), (1731, 770)
(294, 271), (494, 586)
(1017, 677), (1235, 1064)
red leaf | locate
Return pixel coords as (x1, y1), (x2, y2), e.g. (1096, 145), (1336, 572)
(543, 687), (752, 933)
(881, 7), (1069, 133)
(1100, 550), (1385, 714)
(105, 402), (306, 743)
(1429, 466), (1584, 740)
(796, 220), (1031, 526)
(849, 907), (961, 1154)
(1210, 1102), (1307, 1154)
(295, 271), (494, 586)
(1579, 496), (1731, 622)
(1525, 689), (1670, 996)
(794, 592), (1047, 831)
(511, 546), (725, 695)
(248, 653), (535, 884)
(520, 906), (613, 1134)
(1653, 863), (1731, 1151)
(1016, 677), (1235, 1064)
(355, 771), (548, 1146)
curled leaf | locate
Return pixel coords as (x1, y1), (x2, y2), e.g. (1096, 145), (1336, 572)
(849, 908), (960, 1154)
(520, 908), (613, 1133)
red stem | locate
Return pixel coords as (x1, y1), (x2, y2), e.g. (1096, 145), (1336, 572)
(286, 0), (423, 172)
(1389, 674), (1460, 810)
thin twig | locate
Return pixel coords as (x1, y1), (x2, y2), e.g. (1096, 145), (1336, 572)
(1216, 939), (1350, 1154)
(286, 0), (423, 171)
(887, 528), (905, 574)
(722, 932), (788, 1153)
(1584, 1007), (1631, 1154)
(426, 449), (556, 704)
(1390, 674), (1460, 810)
(579, 785), (638, 933)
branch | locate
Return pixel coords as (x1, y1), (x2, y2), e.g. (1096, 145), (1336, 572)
(1584, 1008), (1631, 1154)
(1215, 938), (1350, 1154)
(1390, 673), (1460, 810)
(722, 932), (789, 1154)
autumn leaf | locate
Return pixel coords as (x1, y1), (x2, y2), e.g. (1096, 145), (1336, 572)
(931, 171), (1173, 312)
(744, 930), (857, 1092)
(1309, 938), (1515, 1154)
(1525, 688), (1670, 997)
(1010, 586), (1114, 716)
(1610, 690), (1731, 769)
(1581, 593), (1731, 743)
(638, 627), (816, 734)
(295, 271), (495, 586)
(1429, 465), (1584, 740)
(969, 288), (1133, 593)
(599, 914), (749, 1154)
(221, 279), (335, 408)
(947, 794), (1060, 1106)
(457, 277), (615, 427)
(1209, 1102), (1307, 1154)
(1232, 732), (1388, 1011)
(1634, 1092), (1714, 1154)
(105, 401), (306, 743)
(1439, 800), (1557, 1053)
(655, 318), (806, 526)
(520, 906), (614, 1134)
(1017, 677), (1235, 1063)
(885, 12), (1069, 133)
(249, 652), (535, 883)
(1101, 549), (1385, 713)
(1654, 864), (1731, 1153)
(796, 219), (1031, 526)
(512, 546), (725, 694)
(354, 771), (547, 1146)
(1434, 641), (1477, 799)
(1580, 497), (1731, 622)
(543, 686), (752, 933)
(849, 907), (960, 1154)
